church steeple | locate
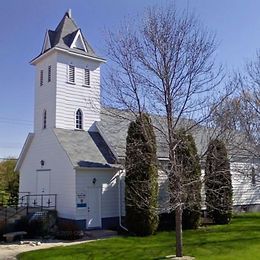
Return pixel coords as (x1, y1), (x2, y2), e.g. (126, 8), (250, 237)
(32, 10), (105, 64)
(31, 10), (105, 133)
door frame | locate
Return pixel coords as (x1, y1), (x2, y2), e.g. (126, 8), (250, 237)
(86, 186), (102, 229)
(36, 169), (51, 208)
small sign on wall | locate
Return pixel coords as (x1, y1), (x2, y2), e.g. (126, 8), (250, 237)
(76, 193), (87, 208)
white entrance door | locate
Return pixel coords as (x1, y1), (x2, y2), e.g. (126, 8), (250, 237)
(86, 187), (101, 229)
(36, 171), (50, 207)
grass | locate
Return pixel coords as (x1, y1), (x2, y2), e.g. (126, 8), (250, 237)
(18, 213), (260, 260)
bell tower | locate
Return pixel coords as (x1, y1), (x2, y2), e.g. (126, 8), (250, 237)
(30, 10), (105, 133)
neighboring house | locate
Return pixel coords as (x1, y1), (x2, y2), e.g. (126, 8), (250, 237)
(16, 10), (260, 230)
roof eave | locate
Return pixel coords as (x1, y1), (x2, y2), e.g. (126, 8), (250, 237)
(30, 48), (55, 65)
(54, 47), (106, 63)
(74, 165), (121, 170)
(15, 133), (34, 172)
(30, 47), (106, 65)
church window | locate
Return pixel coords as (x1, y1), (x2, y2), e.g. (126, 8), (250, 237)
(40, 70), (43, 86)
(251, 166), (256, 185)
(68, 65), (75, 83)
(76, 109), (83, 129)
(43, 110), (47, 129)
(48, 65), (51, 82)
(84, 68), (90, 86)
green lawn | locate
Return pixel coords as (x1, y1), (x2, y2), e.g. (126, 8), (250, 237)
(18, 213), (260, 260)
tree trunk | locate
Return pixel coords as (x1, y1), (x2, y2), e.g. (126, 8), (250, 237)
(175, 204), (183, 257)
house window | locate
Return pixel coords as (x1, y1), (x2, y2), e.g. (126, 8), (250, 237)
(43, 110), (47, 129)
(40, 70), (43, 86)
(84, 68), (90, 86)
(251, 166), (256, 185)
(75, 109), (83, 129)
(48, 65), (51, 82)
(68, 65), (75, 83)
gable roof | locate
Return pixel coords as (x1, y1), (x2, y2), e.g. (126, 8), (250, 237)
(97, 109), (193, 159)
(15, 133), (34, 172)
(97, 108), (255, 161)
(33, 10), (105, 63)
(53, 128), (117, 168)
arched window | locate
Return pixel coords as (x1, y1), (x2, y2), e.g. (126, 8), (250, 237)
(76, 109), (83, 129)
(43, 110), (47, 129)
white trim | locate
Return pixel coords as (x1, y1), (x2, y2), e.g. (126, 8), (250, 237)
(70, 30), (87, 52)
(30, 47), (106, 65)
(15, 133), (34, 172)
(55, 47), (106, 63)
(75, 166), (115, 170)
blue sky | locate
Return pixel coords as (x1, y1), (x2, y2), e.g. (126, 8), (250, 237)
(1, 0), (260, 158)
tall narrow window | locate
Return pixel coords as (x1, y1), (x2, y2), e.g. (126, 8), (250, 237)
(68, 65), (75, 83)
(251, 166), (256, 185)
(76, 109), (83, 129)
(48, 65), (51, 82)
(84, 68), (90, 86)
(43, 110), (47, 129)
(40, 70), (43, 86)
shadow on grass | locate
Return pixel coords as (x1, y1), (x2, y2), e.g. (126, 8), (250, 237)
(185, 236), (260, 246)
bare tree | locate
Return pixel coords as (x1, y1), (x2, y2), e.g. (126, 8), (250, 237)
(212, 51), (260, 158)
(103, 5), (226, 257)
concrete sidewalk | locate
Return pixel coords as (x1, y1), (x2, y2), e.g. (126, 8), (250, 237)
(0, 230), (118, 260)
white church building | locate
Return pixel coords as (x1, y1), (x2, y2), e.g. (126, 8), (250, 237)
(15, 10), (124, 229)
(16, 10), (260, 230)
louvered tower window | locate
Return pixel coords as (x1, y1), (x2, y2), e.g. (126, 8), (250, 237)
(68, 65), (75, 83)
(84, 68), (90, 86)
(76, 109), (83, 129)
(40, 70), (43, 86)
(43, 110), (47, 129)
(48, 65), (51, 82)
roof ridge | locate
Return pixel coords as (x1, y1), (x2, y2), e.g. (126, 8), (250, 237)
(55, 11), (78, 32)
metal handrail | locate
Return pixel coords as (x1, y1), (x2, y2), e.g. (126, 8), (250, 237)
(0, 193), (57, 224)
(25, 194), (57, 211)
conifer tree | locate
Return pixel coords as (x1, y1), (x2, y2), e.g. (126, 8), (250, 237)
(205, 139), (232, 224)
(172, 130), (201, 229)
(125, 113), (158, 236)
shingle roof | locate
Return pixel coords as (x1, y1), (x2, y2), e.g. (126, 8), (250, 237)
(97, 109), (196, 159)
(97, 108), (253, 160)
(54, 128), (116, 168)
(34, 10), (103, 61)
(51, 109), (256, 168)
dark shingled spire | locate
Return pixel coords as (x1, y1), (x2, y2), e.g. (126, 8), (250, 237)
(38, 10), (101, 60)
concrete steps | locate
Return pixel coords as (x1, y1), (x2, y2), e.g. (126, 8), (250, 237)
(0, 207), (27, 224)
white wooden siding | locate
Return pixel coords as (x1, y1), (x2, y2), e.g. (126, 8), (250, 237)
(19, 129), (76, 219)
(155, 162), (260, 212)
(75, 169), (119, 220)
(56, 53), (101, 131)
(34, 53), (57, 132)
(231, 162), (260, 206)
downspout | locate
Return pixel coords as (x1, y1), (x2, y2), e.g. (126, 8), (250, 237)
(118, 170), (128, 231)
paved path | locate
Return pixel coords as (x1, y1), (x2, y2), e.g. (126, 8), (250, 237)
(0, 238), (95, 260)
